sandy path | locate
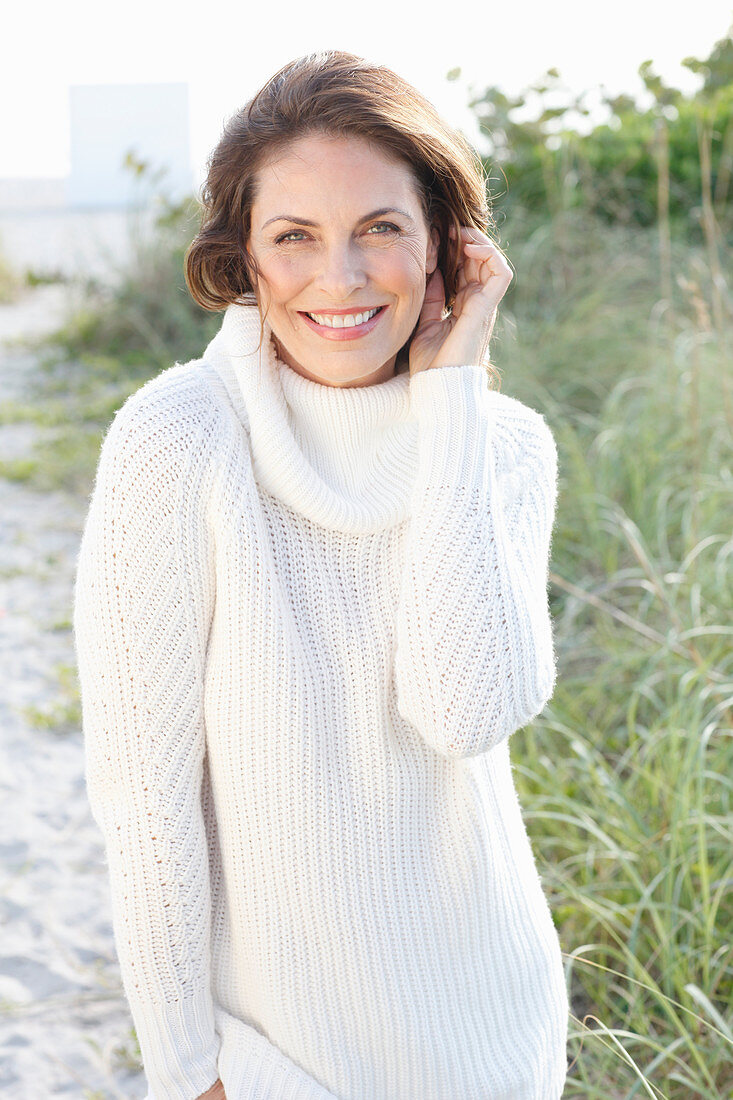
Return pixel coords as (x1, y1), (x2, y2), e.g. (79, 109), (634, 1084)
(0, 285), (146, 1098)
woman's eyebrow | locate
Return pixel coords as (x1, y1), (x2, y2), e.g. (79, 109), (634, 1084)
(263, 207), (416, 228)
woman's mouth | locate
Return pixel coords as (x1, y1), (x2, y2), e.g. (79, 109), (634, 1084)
(299, 306), (387, 341)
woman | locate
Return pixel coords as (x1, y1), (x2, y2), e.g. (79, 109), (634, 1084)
(73, 50), (569, 1100)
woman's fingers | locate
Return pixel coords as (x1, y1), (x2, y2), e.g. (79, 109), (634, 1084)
(453, 225), (509, 260)
(447, 226), (513, 321)
(411, 225), (510, 372)
(450, 225), (511, 296)
(463, 243), (512, 294)
(463, 247), (498, 289)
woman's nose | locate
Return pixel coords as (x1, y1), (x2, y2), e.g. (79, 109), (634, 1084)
(314, 242), (367, 298)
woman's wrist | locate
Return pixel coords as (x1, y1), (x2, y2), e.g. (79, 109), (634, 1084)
(197, 1079), (226, 1100)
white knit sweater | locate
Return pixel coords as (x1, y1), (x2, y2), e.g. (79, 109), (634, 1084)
(73, 302), (569, 1100)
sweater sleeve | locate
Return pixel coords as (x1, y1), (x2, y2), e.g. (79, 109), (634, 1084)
(393, 364), (559, 759)
(73, 384), (223, 1100)
(74, 377), (342, 1100)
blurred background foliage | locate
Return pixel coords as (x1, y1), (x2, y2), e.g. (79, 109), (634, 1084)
(11, 25), (732, 1100)
(470, 33), (733, 234)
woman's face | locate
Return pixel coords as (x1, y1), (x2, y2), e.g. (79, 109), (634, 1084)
(246, 131), (440, 387)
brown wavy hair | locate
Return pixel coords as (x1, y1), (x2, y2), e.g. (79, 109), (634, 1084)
(185, 50), (501, 378)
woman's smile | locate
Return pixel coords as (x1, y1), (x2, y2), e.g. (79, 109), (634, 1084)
(299, 304), (388, 339)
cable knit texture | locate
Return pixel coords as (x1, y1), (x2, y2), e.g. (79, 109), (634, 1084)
(73, 302), (569, 1100)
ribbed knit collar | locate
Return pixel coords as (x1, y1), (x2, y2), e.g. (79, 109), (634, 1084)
(202, 302), (419, 534)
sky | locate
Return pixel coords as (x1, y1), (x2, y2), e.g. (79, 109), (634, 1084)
(2, 0), (731, 183)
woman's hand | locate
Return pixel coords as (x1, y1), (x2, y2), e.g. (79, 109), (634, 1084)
(409, 226), (513, 377)
(196, 1078), (226, 1100)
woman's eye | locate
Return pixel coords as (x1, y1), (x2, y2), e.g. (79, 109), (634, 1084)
(274, 223), (399, 245)
(275, 231), (307, 244)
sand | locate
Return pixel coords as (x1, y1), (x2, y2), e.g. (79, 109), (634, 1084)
(0, 284), (147, 1098)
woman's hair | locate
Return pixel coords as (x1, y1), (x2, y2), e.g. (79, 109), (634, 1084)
(185, 50), (502, 379)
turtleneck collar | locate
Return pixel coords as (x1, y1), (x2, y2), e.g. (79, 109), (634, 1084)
(201, 302), (419, 534)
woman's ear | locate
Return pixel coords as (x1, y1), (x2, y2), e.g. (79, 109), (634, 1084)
(426, 225), (440, 275)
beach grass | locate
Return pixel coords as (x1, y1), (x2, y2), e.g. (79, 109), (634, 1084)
(499, 203), (732, 1097)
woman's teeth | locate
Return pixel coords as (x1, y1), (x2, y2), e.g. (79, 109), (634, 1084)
(306, 307), (381, 328)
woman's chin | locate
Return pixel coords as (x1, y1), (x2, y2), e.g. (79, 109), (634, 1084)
(275, 336), (405, 383)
